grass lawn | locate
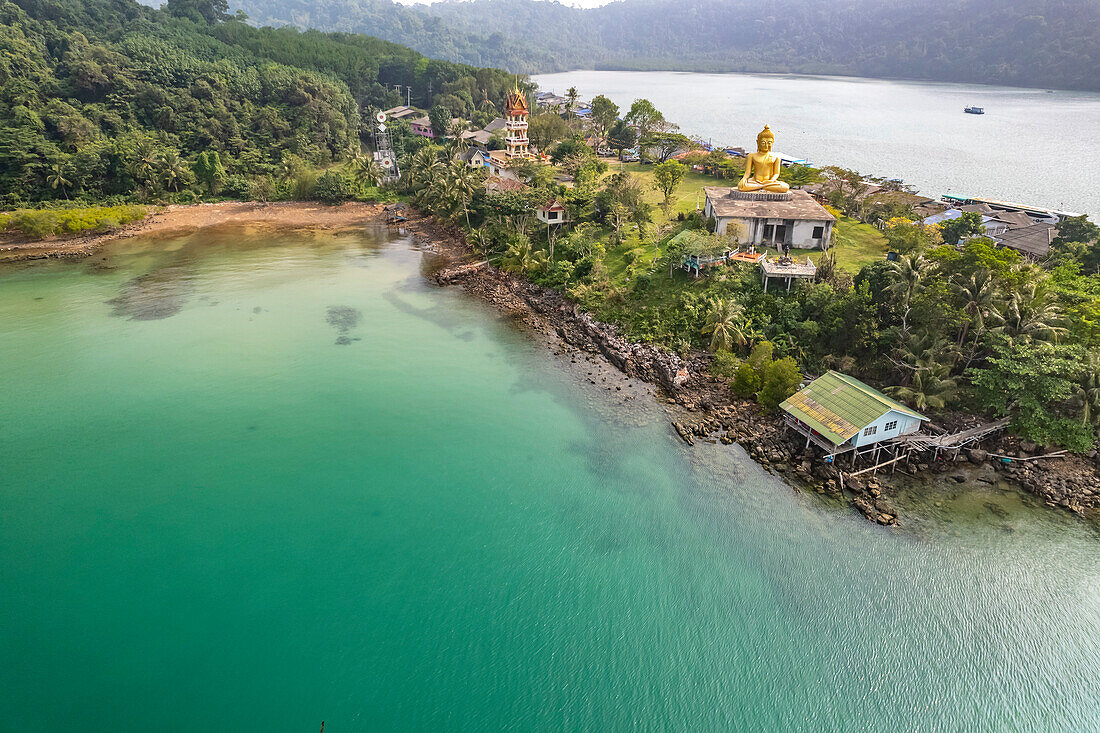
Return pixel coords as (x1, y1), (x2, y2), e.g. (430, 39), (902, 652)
(610, 162), (888, 273)
(616, 161), (730, 218)
(830, 216), (888, 271)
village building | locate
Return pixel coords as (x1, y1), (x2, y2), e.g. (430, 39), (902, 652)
(464, 147), (492, 170)
(992, 222), (1057, 259)
(536, 199), (571, 225)
(535, 91), (568, 109)
(922, 205), (1056, 257)
(409, 115), (433, 138)
(460, 129), (495, 149)
(780, 371), (928, 455)
(485, 175), (527, 194)
(460, 117), (507, 152)
(408, 115), (465, 139)
(922, 206), (1001, 232)
(470, 149), (523, 181)
(940, 194), (1077, 223)
(381, 105), (421, 121)
(703, 187), (836, 249)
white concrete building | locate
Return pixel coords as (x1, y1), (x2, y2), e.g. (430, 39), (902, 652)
(703, 187), (835, 250)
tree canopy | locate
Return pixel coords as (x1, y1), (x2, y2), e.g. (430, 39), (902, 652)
(0, 0), (522, 204)
(232, 0), (1100, 92)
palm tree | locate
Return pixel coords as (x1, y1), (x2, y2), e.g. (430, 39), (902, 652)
(447, 160), (481, 229)
(887, 364), (957, 411)
(701, 298), (748, 353)
(158, 151), (188, 192)
(348, 151), (384, 191)
(952, 269), (1003, 348)
(407, 147), (441, 192)
(998, 282), (1066, 343)
(46, 163), (71, 199)
(129, 140), (159, 187)
(891, 329), (958, 383)
(443, 121), (470, 159)
(501, 236), (548, 274)
(467, 227), (492, 254)
(886, 252), (930, 337)
(407, 147), (443, 208)
(565, 86), (579, 118)
(1079, 351), (1100, 428)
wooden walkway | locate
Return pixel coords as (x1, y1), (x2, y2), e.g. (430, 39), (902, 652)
(785, 417), (1013, 479)
(679, 248), (764, 277)
(893, 417), (1010, 451)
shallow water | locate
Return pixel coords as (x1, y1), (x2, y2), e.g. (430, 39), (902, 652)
(534, 70), (1100, 216)
(1, 226), (1098, 731)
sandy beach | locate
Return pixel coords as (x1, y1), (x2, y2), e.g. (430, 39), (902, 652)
(0, 201), (392, 262)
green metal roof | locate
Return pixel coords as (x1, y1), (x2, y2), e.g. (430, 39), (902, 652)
(780, 370), (927, 446)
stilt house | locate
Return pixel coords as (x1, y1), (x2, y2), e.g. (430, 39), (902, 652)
(780, 371), (928, 454)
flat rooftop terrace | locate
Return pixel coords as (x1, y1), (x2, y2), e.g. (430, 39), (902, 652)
(761, 257), (817, 278)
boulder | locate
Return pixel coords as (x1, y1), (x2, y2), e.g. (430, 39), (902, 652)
(968, 448), (989, 464)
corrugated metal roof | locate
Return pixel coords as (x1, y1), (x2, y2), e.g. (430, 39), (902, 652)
(780, 371), (927, 446)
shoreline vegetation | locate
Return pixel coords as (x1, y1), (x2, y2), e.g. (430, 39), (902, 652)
(5, 0), (1099, 525)
(4, 201), (1097, 525)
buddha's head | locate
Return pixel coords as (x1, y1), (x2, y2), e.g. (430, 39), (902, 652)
(756, 125), (774, 153)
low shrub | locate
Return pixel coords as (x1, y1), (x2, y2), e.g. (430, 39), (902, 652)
(731, 362), (761, 398)
(709, 349), (740, 379)
(313, 171), (353, 204)
(1, 206), (147, 239)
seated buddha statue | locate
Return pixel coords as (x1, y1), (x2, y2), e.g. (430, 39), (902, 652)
(737, 125), (790, 193)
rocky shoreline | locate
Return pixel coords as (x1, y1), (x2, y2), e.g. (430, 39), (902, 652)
(5, 201), (1096, 525)
(409, 210), (1100, 526)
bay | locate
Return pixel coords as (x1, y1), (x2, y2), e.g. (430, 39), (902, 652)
(533, 70), (1100, 217)
(1, 226), (1098, 730)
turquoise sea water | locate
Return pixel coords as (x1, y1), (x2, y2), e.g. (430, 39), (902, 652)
(1, 226), (1098, 731)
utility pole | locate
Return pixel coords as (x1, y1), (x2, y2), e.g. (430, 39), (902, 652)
(406, 86), (412, 107)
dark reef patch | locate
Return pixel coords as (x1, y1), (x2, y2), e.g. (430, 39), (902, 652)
(106, 264), (193, 320)
(326, 305), (362, 345)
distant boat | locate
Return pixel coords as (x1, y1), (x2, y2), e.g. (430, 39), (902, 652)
(964, 105), (985, 115)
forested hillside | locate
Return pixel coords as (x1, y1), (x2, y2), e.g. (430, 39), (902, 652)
(231, 0), (1100, 92)
(0, 0), (516, 204)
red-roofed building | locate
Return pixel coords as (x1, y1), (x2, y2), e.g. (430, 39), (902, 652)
(536, 199), (571, 225)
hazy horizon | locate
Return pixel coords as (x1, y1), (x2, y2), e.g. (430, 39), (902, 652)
(394, 0), (614, 8)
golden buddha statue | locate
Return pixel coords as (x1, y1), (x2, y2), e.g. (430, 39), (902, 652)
(737, 124), (789, 193)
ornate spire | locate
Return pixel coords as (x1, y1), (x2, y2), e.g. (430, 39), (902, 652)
(505, 77), (528, 116)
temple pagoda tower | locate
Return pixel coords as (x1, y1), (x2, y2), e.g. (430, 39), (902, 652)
(504, 82), (531, 160)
